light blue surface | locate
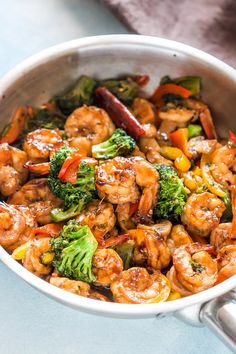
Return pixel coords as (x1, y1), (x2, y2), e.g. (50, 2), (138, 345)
(0, 1), (231, 353)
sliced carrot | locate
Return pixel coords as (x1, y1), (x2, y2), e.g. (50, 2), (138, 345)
(58, 150), (87, 183)
(103, 234), (129, 248)
(32, 223), (63, 237)
(24, 161), (50, 175)
(170, 128), (192, 158)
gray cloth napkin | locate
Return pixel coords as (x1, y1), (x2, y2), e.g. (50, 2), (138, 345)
(101, 0), (236, 68)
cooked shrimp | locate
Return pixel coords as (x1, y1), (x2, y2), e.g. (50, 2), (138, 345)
(138, 137), (172, 165)
(216, 245), (236, 284)
(181, 192), (225, 237)
(188, 136), (217, 157)
(157, 120), (177, 146)
(116, 203), (137, 231)
(23, 128), (63, 163)
(49, 273), (90, 297)
(0, 203), (36, 251)
(211, 145), (236, 188)
(89, 290), (110, 301)
(132, 97), (156, 125)
(137, 220), (172, 240)
(110, 267), (170, 304)
(8, 178), (62, 224)
(128, 228), (171, 270)
(159, 107), (194, 123)
(167, 267), (192, 297)
(210, 223), (236, 251)
(172, 243), (218, 293)
(167, 225), (192, 255)
(0, 143), (28, 196)
(96, 156), (158, 221)
(92, 249), (123, 286)
(22, 237), (52, 277)
(76, 200), (116, 244)
(65, 106), (115, 154)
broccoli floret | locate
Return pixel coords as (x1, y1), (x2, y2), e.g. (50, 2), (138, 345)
(48, 145), (96, 221)
(24, 106), (66, 132)
(100, 77), (139, 104)
(55, 75), (97, 115)
(92, 128), (135, 159)
(154, 164), (187, 221)
(51, 221), (98, 283)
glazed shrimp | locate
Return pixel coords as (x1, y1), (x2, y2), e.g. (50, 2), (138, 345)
(116, 203), (137, 231)
(110, 267), (170, 304)
(0, 143), (28, 196)
(8, 178), (62, 224)
(132, 97), (156, 125)
(211, 144), (236, 188)
(137, 220), (172, 240)
(23, 128), (63, 163)
(64, 106), (115, 154)
(172, 243), (218, 293)
(128, 228), (171, 270)
(49, 273), (90, 297)
(95, 156), (159, 220)
(0, 203), (36, 251)
(92, 249), (123, 287)
(167, 225), (193, 255)
(76, 200), (116, 244)
(188, 136), (217, 157)
(181, 192), (225, 237)
(216, 245), (236, 284)
(210, 223), (236, 251)
(22, 237), (52, 277)
(138, 137), (172, 165)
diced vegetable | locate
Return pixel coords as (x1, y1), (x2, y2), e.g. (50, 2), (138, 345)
(24, 161), (50, 175)
(170, 128), (192, 158)
(115, 241), (134, 270)
(100, 77), (138, 104)
(188, 124), (203, 139)
(0, 107), (27, 144)
(151, 83), (192, 106)
(12, 241), (32, 260)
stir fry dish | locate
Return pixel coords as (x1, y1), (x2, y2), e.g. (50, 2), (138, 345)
(0, 74), (236, 304)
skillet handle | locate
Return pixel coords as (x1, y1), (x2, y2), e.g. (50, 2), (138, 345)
(200, 290), (236, 352)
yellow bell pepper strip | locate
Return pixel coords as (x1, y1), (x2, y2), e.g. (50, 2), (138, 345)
(40, 251), (55, 265)
(167, 291), (181, 301)
(12, 241), (32, 260)
(0, 107), (27, 144)
(170, 128), (192, 158)
(160, 146), (191, 173)
(150, 83), (191, 106)
(200, 153), (227, 198)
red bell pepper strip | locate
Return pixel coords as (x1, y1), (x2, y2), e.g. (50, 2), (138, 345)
(150, 83), (192, 106)
(32, 223), (63, 237)
(95, 87), (145, 140)
(170, 128), (192, 158)
(58, 150), (87, 183)
(133, 75), (150, 87)
(198, 107), (217, 139)
(129, 202), (139, 216)
(103, 234), (129, 248)
(229, 130), (236, 145)
(0, 107), (27, 144)
(24, 161), (50, 175)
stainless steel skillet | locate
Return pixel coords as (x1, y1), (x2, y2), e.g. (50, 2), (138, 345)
(0, 35), (235, 352)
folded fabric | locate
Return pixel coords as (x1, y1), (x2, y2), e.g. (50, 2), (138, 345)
(101, 0), (236, 68)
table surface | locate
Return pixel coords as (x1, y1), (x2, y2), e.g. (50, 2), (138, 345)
(0, 1), (232, 353)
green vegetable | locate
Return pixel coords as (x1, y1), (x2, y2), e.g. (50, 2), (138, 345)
(191, 261), (206, 273)
(115, 241), (134, 270)
(92, 128), (135, 159)
(51, 221), (97, 283)
(188, 124), (203, 139)
(55, 75), (97, 114)
(48, 145), (96, 221)
(154, 164), (187, 221)
(221, 189), (232, 223)
(24, 106), (66, 132)
(160, 75), (201, 96)
(100, 77), (139, 104)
